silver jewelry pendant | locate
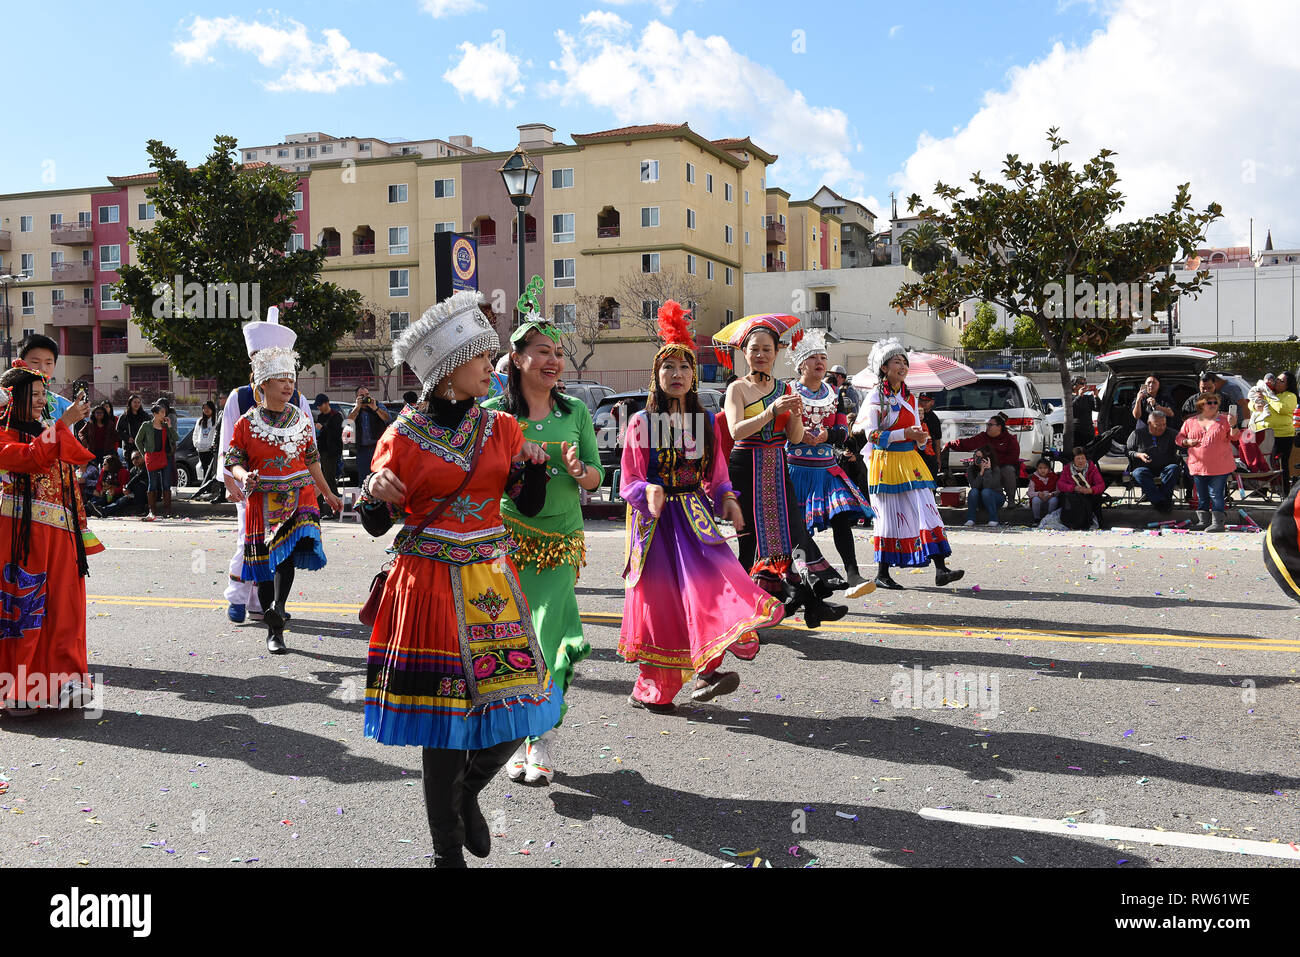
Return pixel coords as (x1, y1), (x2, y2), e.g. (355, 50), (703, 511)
(444, 384), (456, 399)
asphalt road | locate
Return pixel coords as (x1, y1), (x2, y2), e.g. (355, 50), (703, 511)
(1, 512), (1297, 869)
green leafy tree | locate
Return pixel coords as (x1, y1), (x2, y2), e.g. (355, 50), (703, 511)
(892, 128), (1221, 440)
(960, 301), (1009, 350)
(116, 136), (363, 393)
(1011, 313), (1045, 349)
(899, 220), (951, 275)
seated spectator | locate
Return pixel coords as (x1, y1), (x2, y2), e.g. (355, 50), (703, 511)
(1027, 457), (1059, 522)
(1132, 374), (1176, 433)
(90, 453), (131, 515)
(1126, 410), (1182, 514)
(963, 445), (1005, 527)
(947, 413), (1019, 506)
(79, 461), (100, 500)
(1057, 446), (1107, 530)
(100, 451), (151, 517)
(1239, 385), (1274, 474)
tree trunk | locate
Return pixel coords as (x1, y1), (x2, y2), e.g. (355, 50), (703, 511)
(1058, 351), (1074, 456)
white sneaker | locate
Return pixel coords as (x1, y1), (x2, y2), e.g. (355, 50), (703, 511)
(58, 680), (94, 710)
(988, 521), (999, 528)
(524, 730), (556, 785)
(964, 519), (976, 527)
(504, 740), (528, 781)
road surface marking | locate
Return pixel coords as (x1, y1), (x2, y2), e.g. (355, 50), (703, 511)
(918, 808), (1300, 862)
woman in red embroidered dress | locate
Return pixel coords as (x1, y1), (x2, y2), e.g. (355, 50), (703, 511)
(226, 348), (341, 654)
(0, 362), (103, 716)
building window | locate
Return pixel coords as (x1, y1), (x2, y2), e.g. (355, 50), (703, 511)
(686, 209), (696, 230)
(745, 189), (750, 205)
(726, 309), (734, 324)
(640, 159), (659, 183)
(389, 269), (409, 297)
(686, 162), (695, 184)
(706, 173), (713, 193)
(388, 184), (408, 204)
(277, 148), (289, 158)
(724, 225), (734, 244)
(641, 207), (660, 228)
(19, 216), (32, 232)
(290, 191), (303, 212)
(321, 144), (333, 154)
(138, 203), (156, 220)
(98, 205), (120, 224)
(21, 291), (35, 315)
(245, 151), (257, 161)
(359, 142), (370, 151)
(725, 267), (734, 286)
(356, 312), (377, 339)
(553, 259), (576, 288)
(286, 234), (304, 253)
(295, 147), (304, 159)
(79, 212), (92, 226)
(434, 221), (456, 233)
(99, 245), (121, 271)
(779, 214), (786, 225)
(553, 303), (576, 331)
(100, 283), (119, 308)
(388, 226), (408, 255)
(389, 311), (410, 336)
(706, 261), (714, 281)
(641, 300), (661, 323)
(552, 213), (575, 244)
(50, 288), (64, 306)
(434, 178), (455, 198)
(306, 147), (316, 158)
(641, 253), (660, 274)
(725, 183), (733, 202)
(551, 168), (574, 189)
(20, 253), (34, 278)
(687, 254), (696, 275)
(745, 231), (750, 245)
(50, 213), (63, 228)
(50, 251), (64, 269)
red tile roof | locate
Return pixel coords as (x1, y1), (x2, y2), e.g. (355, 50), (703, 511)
(108, 161), (269, 184)
(573, 123), (689, 140)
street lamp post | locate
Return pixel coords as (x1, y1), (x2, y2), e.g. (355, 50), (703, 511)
(0, 273), (27, 367)
(498, 147), (541, 327)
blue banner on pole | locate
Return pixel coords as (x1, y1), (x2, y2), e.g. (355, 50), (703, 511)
(451, 235), (478, 292)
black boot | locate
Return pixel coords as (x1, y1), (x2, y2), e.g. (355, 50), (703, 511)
(422, 748), (468, 868)
(780, 578), (804, 618)
(874, 563), (904, 590)
(263, 608), (287, 654)
(461, 738), (522, 859)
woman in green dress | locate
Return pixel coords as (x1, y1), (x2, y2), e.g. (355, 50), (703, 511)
(481, 312), (603, 785)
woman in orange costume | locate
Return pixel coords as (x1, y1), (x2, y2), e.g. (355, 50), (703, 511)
(0, 362), (102, 716)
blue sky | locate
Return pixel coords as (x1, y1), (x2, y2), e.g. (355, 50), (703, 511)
(7, 1), (1295, 247)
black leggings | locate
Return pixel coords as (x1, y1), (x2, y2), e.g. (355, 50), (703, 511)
(257, 562), (296, 615)
(800, 512), (860, 577)
(1274, 436), (1295, 493)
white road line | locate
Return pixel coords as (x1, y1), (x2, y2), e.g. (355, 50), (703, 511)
(103, 547), (161, 552)
(918, 808), (1300, 861)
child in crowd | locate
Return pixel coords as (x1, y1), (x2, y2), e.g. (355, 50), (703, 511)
(1028, 457), (1059, 521)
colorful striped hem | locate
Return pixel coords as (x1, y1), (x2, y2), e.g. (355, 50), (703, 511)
(869, 478), (936, 494)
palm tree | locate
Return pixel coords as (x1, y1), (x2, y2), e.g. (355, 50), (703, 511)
(899, 221), (951, 274)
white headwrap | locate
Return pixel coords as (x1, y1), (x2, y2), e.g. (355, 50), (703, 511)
(393, 290), (497, 387)
(251, 346), (299, 385)
(867, 337), (907, 377)
(242, 305), (297, 356)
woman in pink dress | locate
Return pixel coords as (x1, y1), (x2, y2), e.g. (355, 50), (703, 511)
(619, 303), (784, 713)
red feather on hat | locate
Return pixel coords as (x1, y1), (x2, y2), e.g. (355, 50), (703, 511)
(656, 300), (694, 349)
(790, 328), (805, 351)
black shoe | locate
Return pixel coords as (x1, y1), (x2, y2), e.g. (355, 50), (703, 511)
(264, 609), (287, 654)
(780, 580), (804, 618)
(935, 568), (965, 587)
(275, 606), (292, 622)
(433, 847), (468, 868)
(806, 574), (834, 600)
(460, 739), (519, 859)
(874, 575), (904, 590)
(628, 695), (676, 714)
(822, 574), (850, 592)
(804, 597), (848, 629)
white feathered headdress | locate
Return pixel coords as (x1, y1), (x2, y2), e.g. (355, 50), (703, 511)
(867, 338), (907, 377)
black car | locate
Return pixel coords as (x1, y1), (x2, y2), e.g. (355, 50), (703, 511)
(592, 389), (724, 488)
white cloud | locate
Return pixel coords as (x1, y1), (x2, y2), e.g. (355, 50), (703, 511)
(891, 0), (1300, 247)
(173, 16), (402, 93)
(421, 0), (486, 16)
(443, 33), (526, 107)
(579, 10), (633, 36)
(889, 24), (903, 38)
(545, 20), (863, 196)
(597, 0), (682, 15)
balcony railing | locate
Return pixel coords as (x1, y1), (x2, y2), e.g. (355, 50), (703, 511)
(806, 310), (831, 329)
(51, 301), (94, 327)
(597, 226), (620, 238)
(352, 242), (375, 255)
(475, 234), (497, 246)
(98, 337), (128, 353)
(323, 243), (341, 257)
(765, 256), (786, 271)
(52, 261), (94, 282)
(512, 231), (538, 244)
(0, 229), (10, 251)
(51, 223), (94, 245)
(766, 222), (787, 245)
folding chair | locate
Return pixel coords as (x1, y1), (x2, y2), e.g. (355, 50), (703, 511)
(336, 487), (363, 523)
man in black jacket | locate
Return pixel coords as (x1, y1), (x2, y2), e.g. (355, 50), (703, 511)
(314, 394), (344, 517)
(1126, 410), (1181, 513)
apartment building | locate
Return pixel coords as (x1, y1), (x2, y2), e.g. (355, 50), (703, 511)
(809, 186), (876, 268)
(763, 189), (845, 272)
(0, 120), (777, 399)
(240, 131), (487, 175)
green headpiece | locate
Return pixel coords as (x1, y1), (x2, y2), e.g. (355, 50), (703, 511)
(509, 275), (560, 348)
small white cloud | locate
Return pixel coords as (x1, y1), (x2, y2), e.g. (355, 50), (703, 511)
(889, 24), (903, 38)
(421, 0), (486, 17)
(598, 0), (682, 15)
(173, 15), (401, 93)
(580, 10), (633, 36)
(443, 33), (526, 107)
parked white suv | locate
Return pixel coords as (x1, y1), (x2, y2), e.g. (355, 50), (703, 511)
(930, 373), (1055, 471)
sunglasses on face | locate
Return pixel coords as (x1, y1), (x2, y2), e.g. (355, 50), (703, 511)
(1204, 400), (1219, 405)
